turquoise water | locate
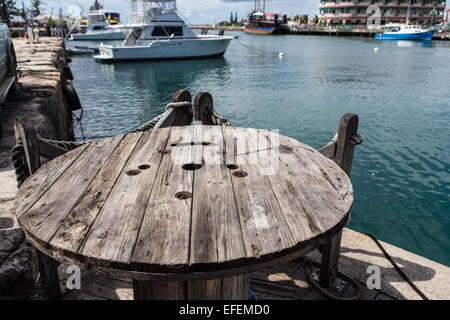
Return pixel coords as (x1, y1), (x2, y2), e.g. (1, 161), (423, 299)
(68, 33), (450, 266)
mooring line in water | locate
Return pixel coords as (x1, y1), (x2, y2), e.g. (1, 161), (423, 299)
(233, 38), (282, 59)
(365, 233), (429, 300)
(72, 107), (86, 141)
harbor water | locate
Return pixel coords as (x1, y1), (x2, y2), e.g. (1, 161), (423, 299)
(68, 33), (450, 266)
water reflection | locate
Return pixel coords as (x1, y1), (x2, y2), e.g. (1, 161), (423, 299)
(378, 39), (433, 48)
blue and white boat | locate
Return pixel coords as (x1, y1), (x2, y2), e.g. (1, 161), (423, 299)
(375, 25), (435, 41)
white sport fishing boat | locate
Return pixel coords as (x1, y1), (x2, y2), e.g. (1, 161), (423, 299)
(70, 10), (128, 41)
(94, 0), (233, 62)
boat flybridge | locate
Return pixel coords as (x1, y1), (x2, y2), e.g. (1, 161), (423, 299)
(94, 0), (233, 62)
(70, 10), (129, 41)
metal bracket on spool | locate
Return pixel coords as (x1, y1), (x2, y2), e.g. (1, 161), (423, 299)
(310, 266), (348, 293)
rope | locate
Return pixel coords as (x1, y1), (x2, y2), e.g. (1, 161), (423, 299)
(212, 111), (231, 126)
(40, 138), (88, 151)
(16, 67), (61, 82)
(351, 134), (365, 146)
(130, 113), (166, 133)
(7, 87), (53, 102)
(166, 101), (192, 111)
(305, 260), (361, 301)
(72, 106), (86, 141)
(12, 140), (30, 188)
(365, 234), (429, 300)
(131, 101), (193, 133)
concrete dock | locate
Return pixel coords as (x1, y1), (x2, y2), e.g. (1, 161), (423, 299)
(0, 37), (449, 301)
(0, 38), (74, 299)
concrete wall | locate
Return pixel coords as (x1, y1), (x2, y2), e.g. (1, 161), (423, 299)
(0, 37), (75, 299)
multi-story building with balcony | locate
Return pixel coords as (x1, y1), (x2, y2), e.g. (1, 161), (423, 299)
(318, 0), (447, 26)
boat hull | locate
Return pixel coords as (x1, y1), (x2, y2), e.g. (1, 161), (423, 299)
(244, 27), (275, 35)
(94, 37), (233, 62)
(375, 30), (435, 40)
(70, 31), (126, 41)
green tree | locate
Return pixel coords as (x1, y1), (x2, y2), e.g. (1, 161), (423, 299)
(0, 0), (18, 25)
(312, 15), (319, 24)
(29, 0), (42, 16)
(19, 0), (26, 21)
(234, 11), (238, 24)
(229, 11), (233, 24)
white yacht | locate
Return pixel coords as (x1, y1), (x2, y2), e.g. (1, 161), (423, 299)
(94, 0), (233, 62)
(70, 10), (129, 41)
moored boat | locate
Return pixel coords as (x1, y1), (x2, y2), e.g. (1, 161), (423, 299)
(71, 10), (129, 41)
(244, 0), (289, 35)
(375, 25), (435, 41)
(94, 0), (233, 62)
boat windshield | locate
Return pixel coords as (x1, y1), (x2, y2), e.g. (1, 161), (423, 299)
(383, 25), (401, 32)
(88, 14), (106, 24)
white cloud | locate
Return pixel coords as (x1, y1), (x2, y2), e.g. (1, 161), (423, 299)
(26, 0), (321, 24)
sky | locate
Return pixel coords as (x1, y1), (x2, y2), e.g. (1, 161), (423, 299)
(22, 0), (322, 24)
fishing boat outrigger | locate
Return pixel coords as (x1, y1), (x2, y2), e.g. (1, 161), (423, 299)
(94, 0), (233, 62)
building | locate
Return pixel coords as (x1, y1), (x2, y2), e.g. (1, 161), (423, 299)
(318, 0), (447, 26)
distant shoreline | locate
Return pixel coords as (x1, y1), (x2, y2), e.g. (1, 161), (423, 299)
(189, 25), (244, 31)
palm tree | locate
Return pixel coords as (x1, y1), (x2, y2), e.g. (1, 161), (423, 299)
(0, 0), (18, 25)
(29, 0), (42, 16)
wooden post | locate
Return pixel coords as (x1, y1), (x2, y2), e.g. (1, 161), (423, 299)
(171, 89), (193, 126)
(193, 92), (216, 125)
(318, 113), (359, 288)
(13, 118), (41, 174)
(154, 89), (193, 129)
(133, 275), (249, 300)
(35, 250), (61, 300)
(334, 113), (359, 177)
(13, 117), (62, 299)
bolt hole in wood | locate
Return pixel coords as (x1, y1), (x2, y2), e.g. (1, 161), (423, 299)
(126, 170), (141, 176)
(182, 163), (203, 171)
(170, 142), (211, 147)
(226, 164), (239, 170)
(175, 191), (192, 200)
(233, 171), (248, 178)
(138, 164), (150, 170)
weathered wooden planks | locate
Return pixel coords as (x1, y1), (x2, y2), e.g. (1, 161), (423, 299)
(49, 133), (143, 254)
(189, 126), (246, 269)
(19, 136), (126, 243)
(17, 126), (353, 282)
(79, 129), (171, 267)
(222, 126), (296, 261)
(131, 126), (195, 272)
(15, 143), (88, 219)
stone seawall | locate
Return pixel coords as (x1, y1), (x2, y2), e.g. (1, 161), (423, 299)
(0, 38), (75, 299)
